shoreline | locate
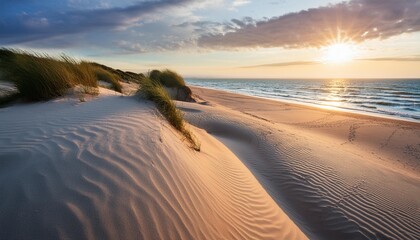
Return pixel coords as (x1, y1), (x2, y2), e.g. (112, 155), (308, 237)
(179, 86), (420, 239)
(189, 86), (420, 176)
(0, 88), (308, 239)
(189, 85), (420, 125)
(0, 84), (418, 239)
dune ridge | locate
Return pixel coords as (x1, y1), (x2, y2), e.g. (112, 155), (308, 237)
(0, 88), (306, 239)
(180, 87), (420, 240)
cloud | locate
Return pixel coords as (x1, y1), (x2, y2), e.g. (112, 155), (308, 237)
(0, 0), (193, 44)
(228, 0), (251, 10)
(115, 40), (148, 54)
(233, 0), (251, 7)
(358, 57), (420, 62)
(173, 17), (255, 36)
(240, 57), (420, 69)
(198, 0), (420, 49)
(241, 61), (319, 68)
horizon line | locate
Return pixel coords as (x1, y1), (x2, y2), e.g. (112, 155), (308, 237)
(184, 77), (420, 80)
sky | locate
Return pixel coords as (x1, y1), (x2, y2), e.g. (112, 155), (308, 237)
(1, 0), (420, 78)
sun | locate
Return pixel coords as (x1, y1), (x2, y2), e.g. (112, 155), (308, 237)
(321, 43), (357, 64)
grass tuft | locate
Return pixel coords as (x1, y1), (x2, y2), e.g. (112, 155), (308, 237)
(148, 69), (186, 88)
(93, 66), (123, 92)
(149, 69), (162, 84)
(159, 69), (186, 87)
(89, 62), (145, 83)
(0, 48), (98, 101)
(138, 77), (200, 151)
(62, 56), (97, 87)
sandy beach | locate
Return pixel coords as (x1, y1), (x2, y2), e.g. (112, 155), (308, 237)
(0, 87), (306, 240)
(180, 86), (420, 239)
(2, 0), (419, 238)
(0, 84), (419, 239)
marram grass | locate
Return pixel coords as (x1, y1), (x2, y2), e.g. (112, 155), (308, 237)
(93, 66), (123, 93)
(0, 49), (199, 150)
(0, 48), (98, 101)
(148, 69), (186, 88)
(138, 77), (200, 151)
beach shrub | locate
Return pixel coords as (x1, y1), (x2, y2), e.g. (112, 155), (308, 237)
(93, 67), (122, 93)
(0, 49), (98, 101)
(138, 77), (200, 151)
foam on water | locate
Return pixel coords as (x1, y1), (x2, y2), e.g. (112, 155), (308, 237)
(186, 78), (420, 121)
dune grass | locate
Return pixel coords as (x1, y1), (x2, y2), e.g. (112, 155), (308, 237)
(90, 62), (145, 83)
(0, 49), (98, 101)
(139, 77), (200, 151)
(149, 69), (186, 88)
(149, 70), (162, 83)
(0, 48), (199, 149)
(62, 56), (97, 88)
(93, 67), (123, 93)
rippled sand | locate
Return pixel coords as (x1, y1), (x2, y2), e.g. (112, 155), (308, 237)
(182, 87), (420, 240)
(0, 88), (306, 239)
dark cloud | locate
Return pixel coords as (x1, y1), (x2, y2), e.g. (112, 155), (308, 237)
(198, 0), (420, 49)
(173, 17), (256, 36)
(0, 0), (192, 44)
(241, 61), (318, 68)
(173, 21), (227, 35)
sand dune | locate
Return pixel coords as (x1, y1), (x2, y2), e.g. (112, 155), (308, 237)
(180, 87), (420, 240)
(0, 88), (306, 239)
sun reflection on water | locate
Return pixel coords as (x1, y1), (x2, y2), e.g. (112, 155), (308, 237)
(322, 79), (348, 108)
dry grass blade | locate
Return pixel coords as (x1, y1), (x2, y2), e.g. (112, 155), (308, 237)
(138, 77), (200, 151)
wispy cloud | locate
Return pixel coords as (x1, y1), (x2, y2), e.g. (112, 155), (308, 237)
(233, 0), (251, 7)
(173, 17), (256, 36)
(241, 57), (420, 69)
(199, 0), (420, 49)
(241, 61), (319, 68)
(358, 57), (420, 62)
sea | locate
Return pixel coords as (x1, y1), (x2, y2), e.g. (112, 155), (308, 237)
(186, 78), (420, 122)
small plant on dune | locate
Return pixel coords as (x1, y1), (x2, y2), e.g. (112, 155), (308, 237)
(158, 69), (186, 87)
(0, 48), (98, 101)
(61, 56), (97, 88)
(89, 62), (145, 83)
(149, 69), (162, 84)
(148, 69), (186, 88)
(93, 66), (123, 93)
(1, 50), (73, 100)
(138, 77), (200, 151)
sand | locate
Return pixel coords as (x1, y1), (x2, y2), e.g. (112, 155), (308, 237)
(0, 87), (306, 239)
(1, 83), (419, 240)
(175, 86), (419, 240)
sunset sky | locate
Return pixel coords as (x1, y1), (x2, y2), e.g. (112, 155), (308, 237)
(1, 0), (419, 78)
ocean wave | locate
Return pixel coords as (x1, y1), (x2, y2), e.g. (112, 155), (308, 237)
(361, 105), (377, 109)
(187, 78), (420, 121)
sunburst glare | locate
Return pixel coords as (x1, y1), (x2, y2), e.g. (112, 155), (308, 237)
(321, 42), (358, 64)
